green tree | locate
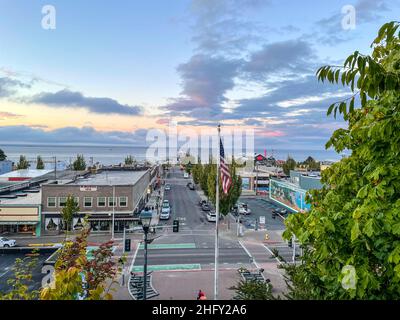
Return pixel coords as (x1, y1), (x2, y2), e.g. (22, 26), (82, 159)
(0, 252), (39, 300)
(72, 154), (86, 171)
(124, 155), (136, 166)
(302, 156), (320, 171)
(284, 21), (400, 299)
(16, 155), (29, 169)
(0, 148), (6, 161)
(61, 195), (79, 233)
(282, 156), (296, 175)
(36, 156), (45, 169)
(230, 278), (275, 300)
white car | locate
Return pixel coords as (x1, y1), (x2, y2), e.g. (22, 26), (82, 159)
(238, 203), (251, 215)
(183, 172), (189, 179)
(0, 237), (16, 248)
(160, 201), (171, 220)
(207, 212), (217, 222)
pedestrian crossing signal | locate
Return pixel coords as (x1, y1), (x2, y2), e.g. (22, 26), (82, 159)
(173, 220), (179, 232)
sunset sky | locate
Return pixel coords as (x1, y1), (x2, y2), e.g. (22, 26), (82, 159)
(0, 0), (398, 149)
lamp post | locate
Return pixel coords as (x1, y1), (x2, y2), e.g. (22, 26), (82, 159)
(139, 210), (152, 300)
(111, 185), (116, 240)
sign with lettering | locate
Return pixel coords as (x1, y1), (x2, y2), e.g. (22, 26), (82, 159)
(79, 186), (97, 192)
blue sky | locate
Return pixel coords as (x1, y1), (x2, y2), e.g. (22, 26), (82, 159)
(0, 0), (399, 150)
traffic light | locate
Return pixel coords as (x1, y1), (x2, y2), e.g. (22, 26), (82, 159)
(124, 239), (131, 252)
(173, 220), (179, 232)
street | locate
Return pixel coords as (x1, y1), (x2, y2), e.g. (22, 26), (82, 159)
(133, 166), (252, 272)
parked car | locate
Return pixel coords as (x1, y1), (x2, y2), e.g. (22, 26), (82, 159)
(164, 184), (171, 191)
(238, 203), (251, 215)
(201, 203), (211, 211)
(0, 237), (16, 248)
(207, 211), (217, 222)
(187, 182), (195, 190)
(199, 199), (207, 206)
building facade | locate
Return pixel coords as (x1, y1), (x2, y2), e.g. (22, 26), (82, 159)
(41, 169), (155, 233)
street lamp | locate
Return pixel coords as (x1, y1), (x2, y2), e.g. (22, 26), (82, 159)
(139, 210), (153, 300)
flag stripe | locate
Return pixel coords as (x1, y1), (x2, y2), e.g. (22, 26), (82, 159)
(219, 138), (232, 194)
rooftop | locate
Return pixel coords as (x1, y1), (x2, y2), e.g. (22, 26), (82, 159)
(71, 170), (148, 186)
(0, 169), (53, 179)
(0, 190), (41, 206)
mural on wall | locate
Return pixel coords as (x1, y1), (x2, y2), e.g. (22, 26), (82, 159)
(242, 177), (250, 190)
(269, 179), (311, 212)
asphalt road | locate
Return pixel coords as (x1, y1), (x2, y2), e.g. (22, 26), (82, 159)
(133, 166), (250, 269)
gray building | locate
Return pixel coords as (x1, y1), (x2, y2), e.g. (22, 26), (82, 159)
(41, 167), (159, 234)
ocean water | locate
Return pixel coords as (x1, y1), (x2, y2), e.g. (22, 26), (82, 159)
(0, 144), (347, 168)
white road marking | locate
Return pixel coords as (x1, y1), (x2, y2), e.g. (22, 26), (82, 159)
(238, 240), (260, 269)
(262, 244), (283, 265)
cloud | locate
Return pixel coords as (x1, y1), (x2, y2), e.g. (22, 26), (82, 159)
(0, 125), (150, 145)
(243, 40), (317, 81)
(29, 89), (143, 116)
(163, 54), (242, 118)
(0, 112), (24, 120)
(0, 77), (30, 98)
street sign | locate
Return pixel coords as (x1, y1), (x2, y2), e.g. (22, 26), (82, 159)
(259, 216), (266, 224)
(124, 239), (131, 252)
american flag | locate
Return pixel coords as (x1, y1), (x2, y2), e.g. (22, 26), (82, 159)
(220, 138), (232, 194)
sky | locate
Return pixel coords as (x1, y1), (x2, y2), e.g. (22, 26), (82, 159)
(0, 0), (399, 150)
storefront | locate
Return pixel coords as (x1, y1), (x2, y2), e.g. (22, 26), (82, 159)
(0, 205), (41, 237)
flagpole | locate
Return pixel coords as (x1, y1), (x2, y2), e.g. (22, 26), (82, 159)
(214, 124), (220, 300)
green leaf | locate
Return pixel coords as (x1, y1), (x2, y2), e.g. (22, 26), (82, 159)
(351, 221), (360, 241)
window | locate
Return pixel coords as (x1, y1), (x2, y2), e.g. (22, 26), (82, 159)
(74, 197), (79, 206)
(98, 197), (106, 207)
(108, 197), (116, 207)
(119, 196), (128, 207)
(59, 197), (67, 207)
(47, 197), (56, 208)
(84, 197), (93, 207)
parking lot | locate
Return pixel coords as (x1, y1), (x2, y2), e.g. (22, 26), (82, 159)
(0, 250), (55, 295)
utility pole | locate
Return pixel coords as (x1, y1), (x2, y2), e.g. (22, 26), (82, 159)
(54, 156), (57, 180)
(214, 124), (220, 300)
(111, 185), (115, 240)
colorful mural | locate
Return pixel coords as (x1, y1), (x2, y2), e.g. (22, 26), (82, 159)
(269, 179), (311, 212)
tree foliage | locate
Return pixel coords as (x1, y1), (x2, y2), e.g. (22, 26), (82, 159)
(282, 156), (296, 175)
(72, 154), (86, 171)
(61, 195), (79, 233)
(284, 21), (400, 299)
(0, 148), (6, 161)
(124, 155), (136, 166)
(36, 155), (45, 169)
(17, 155), (29, 169)
(0, 253), (39, 300)
(41, 226), (121, 300)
